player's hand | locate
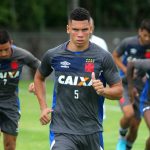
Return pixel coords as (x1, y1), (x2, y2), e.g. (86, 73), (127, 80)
(28, 83), (36, 94)
(40, 108), (53, 125)
(91, 72), (104, 96)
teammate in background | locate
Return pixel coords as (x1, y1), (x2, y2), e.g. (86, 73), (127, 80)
(112, 19), (150, 150)
(0, 30), (40, 150)
(90, 17), (108, 119)
(34, 7), (123, 150)
(127, 59), (150, 150)
(90, 18), (108, 51)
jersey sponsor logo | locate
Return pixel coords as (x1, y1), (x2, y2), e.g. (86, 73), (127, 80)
(85, 58), (95, 72)
(130, 48), (137, 54)
(127, 56), (137, 62)
(58, 75), (92, 86)
(0, 71), (20, 79)
(0, 71), (20, 85)
(60, 61), (70, 68)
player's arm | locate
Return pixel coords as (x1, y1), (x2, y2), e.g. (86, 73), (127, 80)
(112, 50), (127, 74)
(126, 61), (135, 102)
(132, 59), (150, 71)
(34, 69), (52, 125)
(92, 72), (123, 100)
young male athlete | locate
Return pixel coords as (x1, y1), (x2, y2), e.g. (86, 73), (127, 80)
(0, 30), (40, 150)
(112, 19), (150, 150)
(127, 59), (150, 150)
(34, 7), (123, 150)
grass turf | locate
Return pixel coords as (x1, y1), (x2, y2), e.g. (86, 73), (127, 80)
(0, 80), (147, 150)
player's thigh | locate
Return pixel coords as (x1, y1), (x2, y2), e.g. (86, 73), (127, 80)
(130, 117), (141, 131)
(133, 98), (142, 120)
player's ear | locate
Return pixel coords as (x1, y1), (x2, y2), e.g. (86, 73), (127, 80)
(9, 40), (13, 45)
(10, 40), (13, 44)
(90, 24), (93, 34)
(67, 25), (70, 34)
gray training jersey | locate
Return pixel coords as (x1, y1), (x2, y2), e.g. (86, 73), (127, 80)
(0, 45), (40, 106)
(115, 36), (150, 77)
(39, 41), (121, 135)
(132, 59), (150, 112)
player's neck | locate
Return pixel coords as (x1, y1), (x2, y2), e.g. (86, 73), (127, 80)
(67, 41), (89, 52)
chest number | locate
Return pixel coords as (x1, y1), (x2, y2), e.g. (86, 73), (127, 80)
(74, 90), (79, 99)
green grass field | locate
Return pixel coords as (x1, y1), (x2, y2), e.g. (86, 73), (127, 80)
(0, 80), (147, 150)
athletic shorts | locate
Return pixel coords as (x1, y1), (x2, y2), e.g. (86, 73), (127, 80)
(139, 80), (150, 115)
(50, 132), (104, 150)
(119, 84), (141, 119)
(0, 104), (20, 136)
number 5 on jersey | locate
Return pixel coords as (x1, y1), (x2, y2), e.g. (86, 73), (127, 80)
(74, 90), (79, 99)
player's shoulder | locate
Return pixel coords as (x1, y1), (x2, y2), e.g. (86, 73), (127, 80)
(122, 36), (138, 44)
(90, 42), (111, 60)
(11, 45), (32, 57)
(45, 42), (67, 55)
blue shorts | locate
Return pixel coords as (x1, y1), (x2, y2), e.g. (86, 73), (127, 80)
(139, 80), (150, 115)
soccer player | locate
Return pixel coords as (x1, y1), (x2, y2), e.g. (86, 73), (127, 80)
(112, 19), (150, 150)
(0, 29), (40, 150)
(127, 59), (150, 150)
(34, 7), (123, 150)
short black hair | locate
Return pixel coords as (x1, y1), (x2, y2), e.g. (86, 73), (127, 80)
(69, 7), (91, 22)
(0, 30), (11, 44)
(140, 19), (150, 33)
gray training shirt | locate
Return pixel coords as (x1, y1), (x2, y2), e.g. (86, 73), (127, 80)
(39, 41), (121, 135)
(0, 45), (40, 105)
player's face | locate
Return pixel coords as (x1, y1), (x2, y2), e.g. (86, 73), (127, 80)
(67, 20), (92, 50)
(139, 29), (150, 45)
(0, 41), (12, 58)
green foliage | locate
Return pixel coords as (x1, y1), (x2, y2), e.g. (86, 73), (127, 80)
(0, 0), (17, 29)
(15, 0), (45, 31)
(0, 80), (147, 150)
(44, 0), (68, 28)
(0, 0), (150, 30)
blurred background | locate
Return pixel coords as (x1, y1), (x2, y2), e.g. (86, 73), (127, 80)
(1, 0), (150, 79)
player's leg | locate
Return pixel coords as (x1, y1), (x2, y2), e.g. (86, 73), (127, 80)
(126, 117), (141, 150)
(125, 99), (141, 150)
(116, 104), (134, 150)
(1, 111), (20, 150)
(3, 133), (17, 150)
(120, 104), (134, 129)
(116, 85), (134, 150)
(143, 109), (150, 150)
